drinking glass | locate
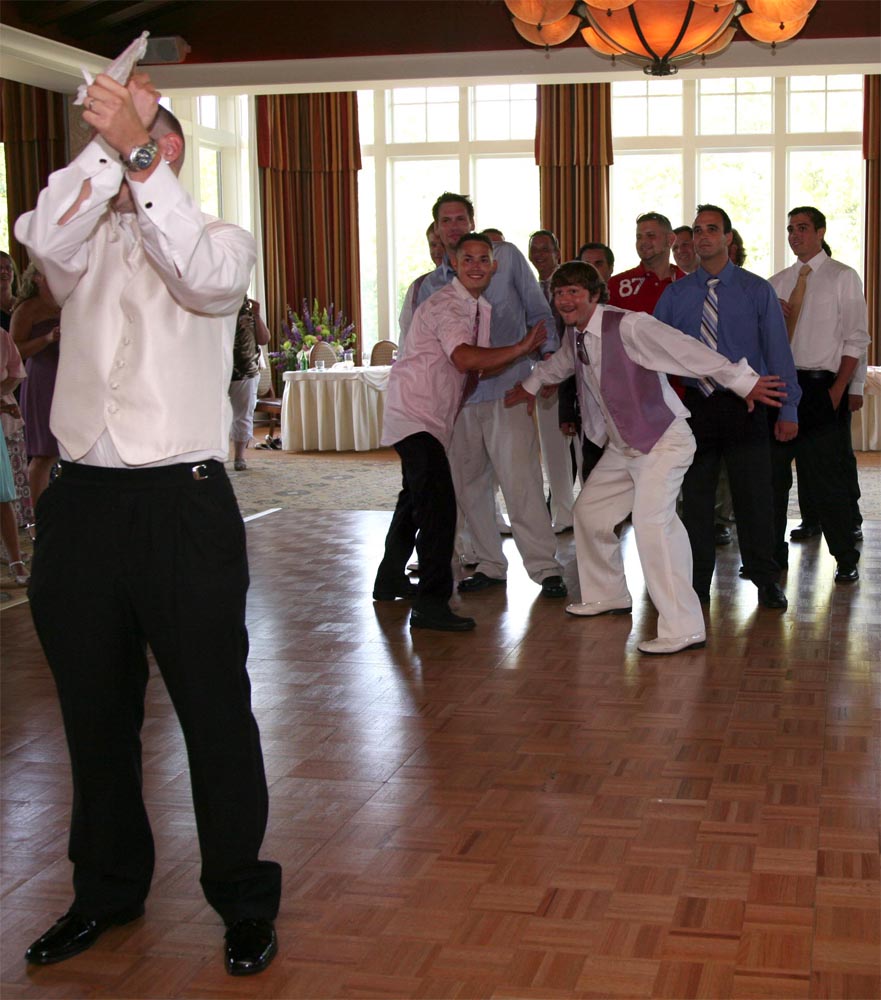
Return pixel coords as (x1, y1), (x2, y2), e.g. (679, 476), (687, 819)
(315, 359), (325, 372)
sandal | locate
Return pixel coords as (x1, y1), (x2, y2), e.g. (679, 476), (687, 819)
(9, 560), (29, 585)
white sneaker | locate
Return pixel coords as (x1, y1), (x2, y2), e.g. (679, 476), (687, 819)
(637, 633), (706, 655)
(565, 598), (632, 617)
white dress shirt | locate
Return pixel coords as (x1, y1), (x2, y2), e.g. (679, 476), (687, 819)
(769, 251), (869, 391)
(523, 305), (758, 453)
(15, 137), (255, 467)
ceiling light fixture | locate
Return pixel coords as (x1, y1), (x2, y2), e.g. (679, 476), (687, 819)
(504, 0), (818, 76)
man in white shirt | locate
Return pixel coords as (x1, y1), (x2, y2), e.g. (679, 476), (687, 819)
(505, 261), (787, 655)
(15, 72), (280, 975)
(768, 205), (870, 583)
(374, 233), (547, 631)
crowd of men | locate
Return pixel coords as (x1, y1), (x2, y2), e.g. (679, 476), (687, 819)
(379, 191), (869, 646)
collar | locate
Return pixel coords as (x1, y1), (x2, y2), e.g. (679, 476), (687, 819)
(696, 259), (736, 286)
(799, 250), (828, 274)
(450, 276), (481, 305)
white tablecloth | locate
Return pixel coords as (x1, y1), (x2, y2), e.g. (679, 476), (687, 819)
(281, 366), (390, 452)
(852, 366), (881, 451)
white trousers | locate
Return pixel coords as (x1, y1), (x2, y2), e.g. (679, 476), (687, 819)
(449, 398), (562, 583)
(573, 421), (704, 640)
(228, 375), (259, 443)
(535, 390), (575, 529)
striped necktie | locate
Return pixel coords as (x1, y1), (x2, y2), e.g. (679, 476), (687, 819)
(696, 277), (721, 397)
(786, 263), (812, 341)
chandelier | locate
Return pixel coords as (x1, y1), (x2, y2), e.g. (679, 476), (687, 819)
(505, 0), (818, 76)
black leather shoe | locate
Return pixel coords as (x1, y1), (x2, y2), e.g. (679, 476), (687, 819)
(373, 580), (419, 601)
(224, 918), (277, 976)
(24, 904), (145, 965)
(757, 582), (788, 609)
(853, 527), (863, 542)
(790, 522), (821, 541)
(714, 525), (732, 546)
(410, 607), (476, 632)
(457, 572), (506, 593)
(834, 563), (859, 584)
(540, 575), (568, 598)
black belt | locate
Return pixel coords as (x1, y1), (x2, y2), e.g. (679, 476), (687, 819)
(57, 459), (225, 486)
(797, 369), (834, 381)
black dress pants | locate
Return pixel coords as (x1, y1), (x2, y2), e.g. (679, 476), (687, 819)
(682, 388), (781, 597)
(797, 405), (862, 529)
(771, 371), (860, 568)
(374, 432), (456, 610)
(28, 461), (281, 924)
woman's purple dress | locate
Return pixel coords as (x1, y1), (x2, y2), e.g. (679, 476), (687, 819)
(21, 317), (60, 457)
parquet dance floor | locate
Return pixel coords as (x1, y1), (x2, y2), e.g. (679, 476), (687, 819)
(1, 509), (879, 999)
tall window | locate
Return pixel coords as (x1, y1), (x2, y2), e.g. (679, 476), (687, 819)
(610, 75), (864, 282)
(358, 86), (539, 348)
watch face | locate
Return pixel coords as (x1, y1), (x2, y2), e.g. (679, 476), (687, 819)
(129, 143), (157, 171)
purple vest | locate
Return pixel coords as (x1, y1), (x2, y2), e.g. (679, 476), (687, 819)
(592, 309), (675, 454)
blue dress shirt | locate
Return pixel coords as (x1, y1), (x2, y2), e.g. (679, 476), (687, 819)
(416, 241), (556, 403)
(654, 260), (801, 424)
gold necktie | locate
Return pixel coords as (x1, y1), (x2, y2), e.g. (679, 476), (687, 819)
(786, 263), (812, 342)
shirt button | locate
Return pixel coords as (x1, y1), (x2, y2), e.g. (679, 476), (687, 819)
(145, 201), (153, 209)
(108, 403), (118, 414)
(110, 381), (119, 390)
(99, 158), (107, 164)
(116, 360), (126, 368)
(123, 337), (131, 345)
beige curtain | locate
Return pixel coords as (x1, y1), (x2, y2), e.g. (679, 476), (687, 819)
(536, 83), (613, 259)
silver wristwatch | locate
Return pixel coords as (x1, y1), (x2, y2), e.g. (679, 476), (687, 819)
(121, 139), (159, 172)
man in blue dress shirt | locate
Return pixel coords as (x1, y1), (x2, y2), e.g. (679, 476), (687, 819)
(654, 204), (800, 610)
(417, 193), (567, 598)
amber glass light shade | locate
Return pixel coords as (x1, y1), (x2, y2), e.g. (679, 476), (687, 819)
(580, 26), (627, 54)
(739, 11), (810, 42)
(745, 0), (816, 20)
(582, 0), (637, 10)
(582, 0), (738, 73)
(513, 12), (582, 44)
(504, 0), (575, 27)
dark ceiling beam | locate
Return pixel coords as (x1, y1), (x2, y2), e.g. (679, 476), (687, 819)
(79, 1), (178, 31)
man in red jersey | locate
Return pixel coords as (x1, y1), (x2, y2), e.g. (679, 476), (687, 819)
(608, 211), (684, 313)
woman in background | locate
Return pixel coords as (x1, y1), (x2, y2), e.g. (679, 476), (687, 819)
(11, 263), (61, 506)
(0, 327), (28, 585)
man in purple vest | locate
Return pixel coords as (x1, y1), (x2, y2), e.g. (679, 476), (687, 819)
(505, 261), (787, 656)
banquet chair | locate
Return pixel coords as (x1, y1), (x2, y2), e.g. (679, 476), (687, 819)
(253, 345), (281, 437)
(370, 340), (397, 366)
(310, 342), (339, 368)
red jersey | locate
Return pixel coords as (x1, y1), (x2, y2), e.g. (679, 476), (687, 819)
(607, 263), (685, 314)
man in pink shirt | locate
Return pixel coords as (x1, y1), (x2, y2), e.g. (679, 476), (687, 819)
(373, 233), (547, 632)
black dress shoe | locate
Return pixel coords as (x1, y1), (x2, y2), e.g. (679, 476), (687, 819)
(224, 918), (277, 976)
(410, 607), (476, 632)
(540, 575), (568, 598)
(834, 563), (859, 584)
(853, 527), (863, 542)
(757, 582), (788, 609)
(25, 904), (145, 965)
(457, 572), (506, 593)
(373, 580), (419, 601)
(714, 525), (732, 546)
(790, 522), (821, 541)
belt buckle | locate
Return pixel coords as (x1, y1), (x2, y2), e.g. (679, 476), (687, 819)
(191, 463), (209, 481)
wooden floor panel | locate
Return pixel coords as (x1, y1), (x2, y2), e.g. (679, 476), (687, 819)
(1, 509), (879, 999)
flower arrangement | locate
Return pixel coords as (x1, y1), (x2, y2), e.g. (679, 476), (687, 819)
(269, 299), (356, 372)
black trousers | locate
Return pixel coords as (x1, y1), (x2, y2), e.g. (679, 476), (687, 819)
(374, 432), (456, 609)
(28, 461), (281, 924)
(771, 371), (860, 568)
(797, 406), (862, 529)
(682, 388), (781, 596)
